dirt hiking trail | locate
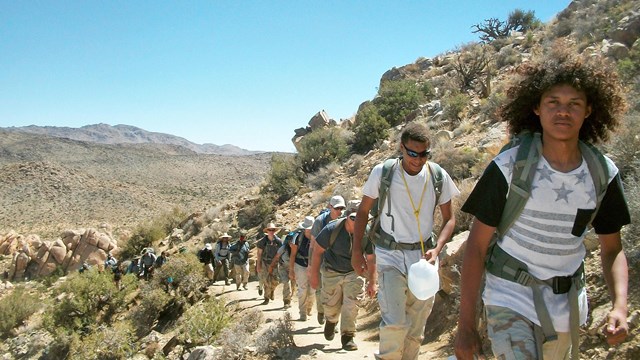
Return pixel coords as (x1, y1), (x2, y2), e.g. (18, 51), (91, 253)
(210, 279), (451, 359)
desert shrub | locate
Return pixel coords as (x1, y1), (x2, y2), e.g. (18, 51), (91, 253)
(374, 79), (426, 126)
(0, 286), (40, 338)
(442, 93), (470, 125)
(431, 144), (482, 181)
(130, 285), (172, 336)
(67, 322), (137, 360)
(263, 153), (304, 204)
(607, 114), (640, 179)
(420, 80), (436, 100)
(179, 296), (230, 346)
(472, 9), (539, 42)
(120, 207), (187, 259)
(495, 45), (521, 69)
(478, 91), (507, 123)
(297, 127), (350, 173)
(255, 312), (295, 356)
(214, 309), (264, 359)
(306, 162), (341, 190)
(352, 102), (390, 154)
(151, 252), (207, 300)
(452, 43), (492, 91)
(622, 171), (640, 260)
(237, 196), (276, 229)
(45, 269), (131, 334)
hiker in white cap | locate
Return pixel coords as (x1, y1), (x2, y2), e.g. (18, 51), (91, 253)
(309, 194), (346, 324)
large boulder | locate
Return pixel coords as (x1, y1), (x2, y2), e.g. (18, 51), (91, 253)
(1, 227), (118, 280)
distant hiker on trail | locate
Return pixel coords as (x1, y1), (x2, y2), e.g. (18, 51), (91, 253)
(289, 216), (315, 321)
(79, 262), (91, 274)
(256, 222), (283, 305)
(352, 122), (460, 360)
(269, 228), (295, 309)
(309, 200), (375, 351)
(199, 242), (215, 282)
(454, 46), (630, 360)
(126, 257), (140, 276)
(139, 248), (157, 280)
(214, 233), (232, 285)
(230, 233), (250, 291)
(310, 194), (346, 325)
(105, 252), (122, 289)
(155, 251), (169, 268)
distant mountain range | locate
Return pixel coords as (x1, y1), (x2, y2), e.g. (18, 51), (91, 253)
(1, 123), (262, 156)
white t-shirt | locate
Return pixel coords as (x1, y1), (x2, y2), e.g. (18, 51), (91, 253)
(362, 160), (460, 275)
(479, 146), (623, 331)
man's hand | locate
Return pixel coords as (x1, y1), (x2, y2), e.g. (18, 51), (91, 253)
(424, 249), (439, 264)
(454, 326), (485, 360)
(289, 268), (295, 281)
(351, 251), (367, 276)
(603, 307), (628, 345)
(309, 271), (319, 290)
(366, 281), (377, 298)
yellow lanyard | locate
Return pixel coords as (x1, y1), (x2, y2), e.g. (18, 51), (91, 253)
(400, 162), (430, 254)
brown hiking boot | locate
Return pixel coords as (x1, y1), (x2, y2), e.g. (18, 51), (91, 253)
(341, 334), (358, 351)
(317, 312), (325, 324)
(283, 300), (291, 309)
(261, 298), (270, 305)
(323, 320), (337, 341)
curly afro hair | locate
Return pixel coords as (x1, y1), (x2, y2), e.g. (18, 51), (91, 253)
(500, 42), (627, 145)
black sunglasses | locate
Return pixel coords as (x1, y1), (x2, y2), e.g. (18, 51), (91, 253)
(402, 143), (430, 158)
(348, 214), (357, 221)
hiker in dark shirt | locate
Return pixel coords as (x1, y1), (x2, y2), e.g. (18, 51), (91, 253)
(256, 222), (283, 305)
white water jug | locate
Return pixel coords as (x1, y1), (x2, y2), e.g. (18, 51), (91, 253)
(408, 258), (439, 300)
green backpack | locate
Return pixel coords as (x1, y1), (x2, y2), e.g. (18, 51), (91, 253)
(367, 158), (444, 251)
(485, 131), (609, 359)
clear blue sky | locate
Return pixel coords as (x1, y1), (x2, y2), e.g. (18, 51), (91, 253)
(0, 1), (570, 152)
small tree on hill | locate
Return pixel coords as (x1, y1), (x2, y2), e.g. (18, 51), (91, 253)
(374, 79), (425, 126)
(296, 127), (350, 173)
(472, 9), (539, 42)
(352, 102), (389, 154)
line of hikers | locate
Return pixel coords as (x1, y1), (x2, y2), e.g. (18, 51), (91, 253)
(200, 49), (631, 360)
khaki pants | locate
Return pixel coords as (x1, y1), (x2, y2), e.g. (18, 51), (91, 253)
(375, 265), (434, 360)
(233, 262), (249, 287)
(321, 269), (365, 335)
(203, 263), (214, 280)
(486, 305), (572, 360)
(294, 263), (314, 317)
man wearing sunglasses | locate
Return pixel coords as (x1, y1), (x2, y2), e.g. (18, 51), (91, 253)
(352, 122), (460, 360)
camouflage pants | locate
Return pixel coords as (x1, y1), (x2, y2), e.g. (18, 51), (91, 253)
(233, 262), (249, 287)
(321, 268), (365, 335)
(258, 262), (279, 300)
(486, 305), (571, 360)
(375, 265), (434, 360)
(278, 262), (294, 302)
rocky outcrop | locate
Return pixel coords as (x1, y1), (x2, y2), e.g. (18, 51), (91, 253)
(1, 228), (118, 281)
(291, 110), (338, 152)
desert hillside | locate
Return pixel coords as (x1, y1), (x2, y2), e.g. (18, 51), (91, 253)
(0, 130), (273, 236)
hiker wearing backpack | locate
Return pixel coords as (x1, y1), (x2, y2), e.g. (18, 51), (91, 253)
(213, 233), (232, 285)
(454, 47), (630, 360)
(198, 242), (215, 282)
(139, 248), (157, 280)
(268, 228), (296, 309)
(351, 122), (460, 360)
(288, 216), (315, 321)
(256, 222), (283, 305)
(230, 233), (250, 291)
(309, 200), (375, 351)
(310, 195), (346, 325)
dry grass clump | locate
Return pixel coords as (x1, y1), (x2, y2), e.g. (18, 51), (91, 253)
(255, 312), (295, 357)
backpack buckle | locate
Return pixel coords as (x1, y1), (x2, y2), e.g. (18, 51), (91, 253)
(552, 275), (573, 294)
